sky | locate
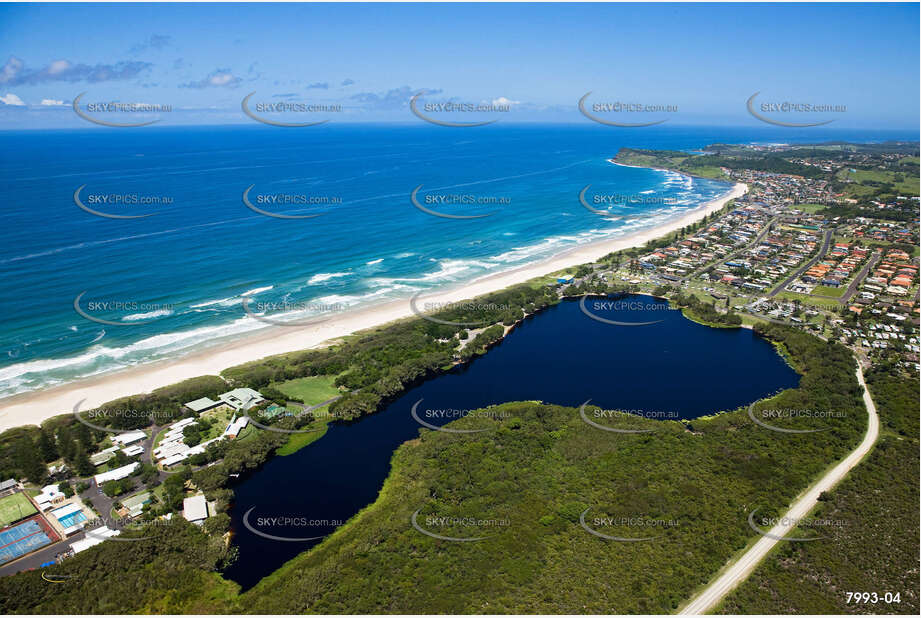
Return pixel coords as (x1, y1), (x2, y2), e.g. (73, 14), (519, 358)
(0, 2), (918, 130)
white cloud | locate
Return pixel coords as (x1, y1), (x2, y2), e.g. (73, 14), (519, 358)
(492, 96), (520, 107)
(0, 93), (25, 106)
(47, 59), (71, 75)
(40, 98), (65, 106)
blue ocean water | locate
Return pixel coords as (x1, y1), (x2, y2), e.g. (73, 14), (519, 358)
(0, 124), (911, 397)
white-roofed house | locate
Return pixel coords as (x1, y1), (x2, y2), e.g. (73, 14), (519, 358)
(182, 493), (209, 525)
(218, 388), (264, 412)
(94, 462), (139, 485)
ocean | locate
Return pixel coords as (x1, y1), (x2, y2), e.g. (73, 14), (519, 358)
(0, 124), (911, 398)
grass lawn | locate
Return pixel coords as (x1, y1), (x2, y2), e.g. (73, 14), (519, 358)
(200, 406), (236, 441)
(794, 203), (827, 214)
(275, 411), (334, 456)
(272, 376), (339, 406)
(839, 168), (920, 196)
(0, 492), (37, 526)
(811, 285), (846, 298)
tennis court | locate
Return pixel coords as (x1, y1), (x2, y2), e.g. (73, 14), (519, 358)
(0, 518), (53, 565)
(0, 492), (37, 527)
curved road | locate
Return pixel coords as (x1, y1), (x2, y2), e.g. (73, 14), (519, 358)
(678, 361), (880, 615)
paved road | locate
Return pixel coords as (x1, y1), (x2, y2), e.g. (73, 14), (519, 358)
(680, 216), (780, 284)
(839, 251), (882, 306)
(767, 228), (834, 298)
(678, 361), (880, 614)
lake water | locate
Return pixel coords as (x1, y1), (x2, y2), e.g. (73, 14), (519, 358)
(224, 295), (799, 589)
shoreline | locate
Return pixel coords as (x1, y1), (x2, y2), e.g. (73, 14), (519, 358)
(0, 177), (748, 433)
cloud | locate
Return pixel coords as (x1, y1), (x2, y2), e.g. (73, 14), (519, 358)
(0, 93), (25, 106)
(130, 34), (172, 55)
(40, 98), (65, 106)
(180, 69), (242, 89)
(0, 55), (151, 85)
(492, 96), (521, 107)
(351, 86), (441, 110)
(272, 93), (298, 99)
(340, 78), (355, 87)
(306, 82), (328, 90)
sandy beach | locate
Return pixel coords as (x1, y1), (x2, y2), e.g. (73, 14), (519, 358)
(0, 179), (747, 433)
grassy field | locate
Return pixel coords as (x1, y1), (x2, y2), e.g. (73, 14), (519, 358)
(812, 284), (847, 298)
(275, 412), (334, 456)
(0, 492), (37, 527)
(795, 202), (829, 213)
(273, 376), (339, 405)
(838, 168), (920, 197)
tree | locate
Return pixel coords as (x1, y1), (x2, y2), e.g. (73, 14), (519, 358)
(73, 443), (95, 477)
(38, 429), (58, 462)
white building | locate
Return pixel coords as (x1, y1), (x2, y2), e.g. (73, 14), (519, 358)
(182, 494), (209, 525)
(223, 416), (250, 440)
(94, 462), (140, 485)
(184, 397), (221, 413)
(111, 430), (146, 446)
(34, 484), (65, 510)
(218, 388), (264, 411)
(70, 526), (121, 554)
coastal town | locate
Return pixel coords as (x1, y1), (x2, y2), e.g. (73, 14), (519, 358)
(561, 143), (919, 372)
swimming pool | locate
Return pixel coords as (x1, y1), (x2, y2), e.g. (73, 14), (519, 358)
(56, 511), (87, 528)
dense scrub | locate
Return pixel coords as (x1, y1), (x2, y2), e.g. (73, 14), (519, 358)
(0, 521), (239, 614)
(718, 369), (919, 615)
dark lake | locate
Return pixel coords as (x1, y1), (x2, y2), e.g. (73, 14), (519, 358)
(224, 295), (799, 589)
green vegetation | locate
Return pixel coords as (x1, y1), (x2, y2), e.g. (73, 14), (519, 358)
(718, 368), (919, 614)
(222, 284), (558, 421)
(0, 521), (239, 614)
(0, 492), (36, 526)
(812, 284), (847, 298)
(272, 375), (340, 405)
(233, 323), (868, 614)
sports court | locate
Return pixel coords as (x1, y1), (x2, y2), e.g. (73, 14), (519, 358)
(0, 515), (58, 565)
